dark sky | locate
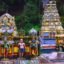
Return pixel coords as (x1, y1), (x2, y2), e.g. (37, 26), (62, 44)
(43, 0), (49, 7)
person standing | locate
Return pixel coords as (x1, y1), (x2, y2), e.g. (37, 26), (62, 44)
(18, 39), (25, 57)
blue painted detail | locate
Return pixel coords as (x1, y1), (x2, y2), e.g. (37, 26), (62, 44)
(41, 49), (56, 53)
(43, 39), (56, 44)
(39, 32), (56, 53)
(39, 32), (56, 45)
(44, 38), (55, 40)
(39, 37), (56, 45)
(43, 32), (49, 36)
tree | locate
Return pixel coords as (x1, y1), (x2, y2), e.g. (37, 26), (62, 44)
(61, 16), (64, 28)
(56, 0), (64, 16)
(16, 0), (42, 34)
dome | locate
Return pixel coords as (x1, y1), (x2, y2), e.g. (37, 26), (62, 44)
(29, 28), (37, 34)
(0, 13), (13, 21)
(1, 13), (12, 18)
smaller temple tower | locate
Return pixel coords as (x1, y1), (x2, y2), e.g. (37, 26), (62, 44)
(0, 13), (18, 44)
(0, 13), (19, 58)
(0, 13), (18, 37)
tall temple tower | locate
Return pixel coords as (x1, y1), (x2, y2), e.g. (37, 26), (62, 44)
(40, 0), (64, 53)
(40, 0), (63, 36)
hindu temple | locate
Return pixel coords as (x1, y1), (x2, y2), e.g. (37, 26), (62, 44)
(40, 0), (64, 53)
(0, 13), (19, 58)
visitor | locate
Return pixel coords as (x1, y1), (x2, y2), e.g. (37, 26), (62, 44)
(18, 39), (25, 57)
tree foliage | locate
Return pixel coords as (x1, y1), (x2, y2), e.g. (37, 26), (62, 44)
(56, 0), (64, 16)
(16, 0), (41, 34)
(61, 16), (64, 28)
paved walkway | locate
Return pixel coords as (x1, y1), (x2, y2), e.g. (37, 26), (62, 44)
(0, 52), (64, 64)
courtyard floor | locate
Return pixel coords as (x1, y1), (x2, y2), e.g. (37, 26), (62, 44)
(0, 52), (64, 64)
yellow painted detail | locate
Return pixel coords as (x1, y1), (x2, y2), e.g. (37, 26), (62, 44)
(14, 47), (19, 53)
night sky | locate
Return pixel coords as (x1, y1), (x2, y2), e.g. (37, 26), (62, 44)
(43, 0), (49, 7)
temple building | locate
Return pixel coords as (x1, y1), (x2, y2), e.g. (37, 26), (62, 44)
(0, 13), (18, 37)
(40, 0), (64, 53)
(41, 0), (63, 35)
(0, 13), (20, 58)
(0, 13), (18, 44)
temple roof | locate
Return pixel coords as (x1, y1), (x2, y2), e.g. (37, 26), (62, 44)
(29, 28), (37, 34)
(0, 13), (13, 20)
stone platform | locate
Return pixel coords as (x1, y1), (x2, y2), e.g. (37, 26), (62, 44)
(0, 52), (64, 64)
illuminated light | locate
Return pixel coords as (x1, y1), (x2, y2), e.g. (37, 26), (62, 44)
(58, 40), (63, 43)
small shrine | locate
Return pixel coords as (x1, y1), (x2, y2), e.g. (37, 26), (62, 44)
(0, 13), (19, 59)
(29, 28), (37, 36)
(0, 13), (18, 37)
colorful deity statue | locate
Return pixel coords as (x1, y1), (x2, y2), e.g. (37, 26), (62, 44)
(29, 36), (39, 56)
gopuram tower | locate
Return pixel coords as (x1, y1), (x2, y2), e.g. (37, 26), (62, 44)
(40, 0), (64, 52)
(40, 0), (63, 36)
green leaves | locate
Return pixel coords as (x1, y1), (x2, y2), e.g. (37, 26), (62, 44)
(56, 0), (64, 16)
(15, 0), (41, 34)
